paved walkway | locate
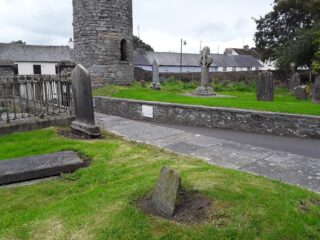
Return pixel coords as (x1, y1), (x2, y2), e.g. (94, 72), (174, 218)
(96, 113), (320, 193)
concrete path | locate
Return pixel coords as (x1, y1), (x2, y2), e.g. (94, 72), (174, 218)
(96, 113), (320, 193)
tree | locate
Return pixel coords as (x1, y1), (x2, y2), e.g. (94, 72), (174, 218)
(312, 31), (320, 73)
(10, 40), (26, 45)
(254, 0), (320, 61)
(275, 23), (320, 72)
(133, 35), (154, 52)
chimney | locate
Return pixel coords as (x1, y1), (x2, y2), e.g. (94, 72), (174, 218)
(68, 38), (74, 49)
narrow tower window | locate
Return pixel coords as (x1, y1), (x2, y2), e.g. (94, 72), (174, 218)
(120, 39), (128, 61)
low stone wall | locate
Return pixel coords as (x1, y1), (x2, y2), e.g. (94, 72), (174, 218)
(0, 115), (73, 136)
(95, 96), (320, 139)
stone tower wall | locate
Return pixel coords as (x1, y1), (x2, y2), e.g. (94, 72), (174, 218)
(73, 0), (134, 85)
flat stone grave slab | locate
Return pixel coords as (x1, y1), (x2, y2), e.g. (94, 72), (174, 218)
(0, 151), (85, 185)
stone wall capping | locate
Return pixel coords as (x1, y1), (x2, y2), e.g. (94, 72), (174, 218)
(95, 96), (320, 138)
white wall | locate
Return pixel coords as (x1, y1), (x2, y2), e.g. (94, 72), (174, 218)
(15, 62), (58, 75)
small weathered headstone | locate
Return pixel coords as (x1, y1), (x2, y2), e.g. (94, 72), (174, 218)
(159, 77), (165, 84)
(152, 167), (181, 217)
(289, 72), (301, 92)
(71, 64), (101, 138)
(294, 86), (308, 100)
(193, 46), (215, 96)
(140, 80), (146, 88)
(257, 71), (273, 101)
(312, 75), (320, 104)
(152, 60), (161, 90)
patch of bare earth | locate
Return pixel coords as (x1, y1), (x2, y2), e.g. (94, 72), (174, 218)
(57, 128), (103, 140)
(137, 189), (218, 225)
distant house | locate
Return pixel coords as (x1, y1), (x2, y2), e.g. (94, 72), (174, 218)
(0, 43), (73, 75)
(134, 50), (262, 73)
(224, 45), (276, 71)
(0, 43), (263, 76)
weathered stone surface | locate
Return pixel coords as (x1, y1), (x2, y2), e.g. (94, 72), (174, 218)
(0, 151), (85, 185)
(152, 60), (161, 90)
(193, 46), (215, 96)
(152, 167), (181, 217)
(73, 0), (134, 85)
(257, 71), (273, 101)
(289, 72), (301, 92)
(71, 64), (101, 138)
(294, 86), (308, 100)
(95, 97), (320, 139)
(312, 76), (320, 104)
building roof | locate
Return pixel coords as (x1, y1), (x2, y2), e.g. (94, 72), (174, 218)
(134, 51), (262, 68)
(230, 48), (263, 60)
(0, 60), (15, 67)
(0, 43), (73, 63)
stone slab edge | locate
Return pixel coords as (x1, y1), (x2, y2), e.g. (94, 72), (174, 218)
(0, 151), (85, 185)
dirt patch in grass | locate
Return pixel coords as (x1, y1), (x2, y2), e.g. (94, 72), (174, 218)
(57, 128), (103, 140)
(137, 189), (216, 224)
(299, 198), (320, 213)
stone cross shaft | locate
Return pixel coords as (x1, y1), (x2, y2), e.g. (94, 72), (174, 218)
(199, 47), (213, 87)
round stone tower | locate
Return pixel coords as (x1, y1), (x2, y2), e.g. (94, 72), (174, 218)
(73, 0), (134, 85)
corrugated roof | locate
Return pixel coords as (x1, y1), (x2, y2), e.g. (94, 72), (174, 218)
(0, 43), (73, 62)
(134, 51), (262, 68)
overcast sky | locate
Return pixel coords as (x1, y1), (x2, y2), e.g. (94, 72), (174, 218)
(0, 0), (274, 53)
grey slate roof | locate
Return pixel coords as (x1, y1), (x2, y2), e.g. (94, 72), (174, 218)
(134, 51), (262, 68)
(0, 60), (15, 67)
(0, 43), (73, 62)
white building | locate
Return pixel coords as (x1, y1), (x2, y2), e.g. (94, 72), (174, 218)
(134, 50), (262, 73)
(0, 43), (73, 75)
(224, 46), (276, 71)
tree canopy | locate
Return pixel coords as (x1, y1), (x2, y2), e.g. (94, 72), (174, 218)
(254, 0), (320, 70)
(10, 40), (26, 45)
(133, 35), (154, 52)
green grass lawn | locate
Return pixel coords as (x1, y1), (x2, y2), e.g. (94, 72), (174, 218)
(93, 80), (320, 116)
(0, 128), (319, 239)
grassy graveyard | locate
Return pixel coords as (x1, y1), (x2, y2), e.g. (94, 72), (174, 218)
(0, 128), (319, 239)
(93, 79), (320, 116)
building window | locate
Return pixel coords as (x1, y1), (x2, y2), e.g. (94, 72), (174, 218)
(223, 67), (227, 72)
(120, 39), (128, 61)
(14, 64), (19, 75)
(247, 67), (251, 71)
(33, 65), (42, 75)
(232, 67), (236, 72)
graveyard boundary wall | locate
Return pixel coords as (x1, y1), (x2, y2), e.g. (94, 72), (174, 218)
(0, 115), (73, 136)
(95, 96), (320, 139)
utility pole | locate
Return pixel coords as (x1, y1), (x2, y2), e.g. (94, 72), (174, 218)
(180, 38), (187, 80)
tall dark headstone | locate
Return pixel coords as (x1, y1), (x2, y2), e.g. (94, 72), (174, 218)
(71, 64), (101, 138)
(312, 75), (320, 104)
(289, 72), (301, 92)
(257, 71), (273, 101)
(152, 60), (161, 90)
(294, 86), (308, 100)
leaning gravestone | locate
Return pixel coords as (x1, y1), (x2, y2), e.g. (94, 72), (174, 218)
(312, 75), (320, 104)
(71, 64), (101, 138)
(193, 46), (215, 96)
(257, 71), (273, 101)
(294, 86), (308, 100)
(152, 167), (181, 217)
(289, 72), (301, 92)
(152, 60), (161, 90)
